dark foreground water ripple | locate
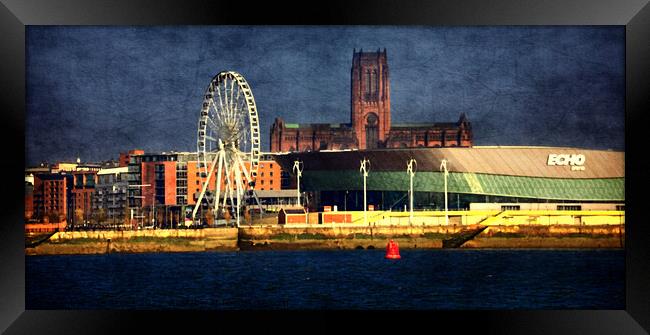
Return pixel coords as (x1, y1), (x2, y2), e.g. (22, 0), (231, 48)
(26, 249), (624, 309)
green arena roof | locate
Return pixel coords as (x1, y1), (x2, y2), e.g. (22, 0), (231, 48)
(301, 170), (624, 201)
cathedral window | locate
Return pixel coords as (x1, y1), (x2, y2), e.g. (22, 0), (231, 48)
(372, 69), (378, 97)
(365, 113), (379, 149)
(365, 69), (371, 95)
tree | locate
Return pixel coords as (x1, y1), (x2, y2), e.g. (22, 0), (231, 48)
(124, 206), (131, 227)
(243, 206), (251, 224)
(97, 208), (107, 225)
(47, 211), (60, 224)
(223, 208), (231, 224)
(75, 208), (84, 225)
(205, 207), (214, 227)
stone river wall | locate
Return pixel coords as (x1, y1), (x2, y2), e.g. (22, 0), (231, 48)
(25, 224), (624, 255)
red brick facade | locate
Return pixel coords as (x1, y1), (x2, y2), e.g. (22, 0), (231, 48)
(141, 160), (177, 206)
(32, 173), (73, 223)
(270, 49), (473, 152)
(71, 171), (97, 223)
(119, 149), (144, 167)
(25, 184), (34, 220)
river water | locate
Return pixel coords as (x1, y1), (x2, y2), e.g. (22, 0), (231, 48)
(26, 249), (624, 309)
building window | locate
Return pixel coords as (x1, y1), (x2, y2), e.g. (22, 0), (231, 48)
(557, 205), (581, 211)
(365, 69), (371, 95)
(501, 205), (520, 211)
(372, 69), (378, 95)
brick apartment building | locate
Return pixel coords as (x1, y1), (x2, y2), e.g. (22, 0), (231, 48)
(32, 173), (74, 223)
(270, 49), (473, 152)
(71, 169), (99, 225)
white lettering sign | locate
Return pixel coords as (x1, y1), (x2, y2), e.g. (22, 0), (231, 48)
(547, 154), (586, 168)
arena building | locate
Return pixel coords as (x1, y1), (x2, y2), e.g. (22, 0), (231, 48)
(273, 146), (624, 211)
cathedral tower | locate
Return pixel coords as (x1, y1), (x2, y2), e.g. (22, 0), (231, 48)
(351, 48), (390, 149)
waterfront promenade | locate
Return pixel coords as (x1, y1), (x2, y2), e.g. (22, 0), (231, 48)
(25, 208), (625, 255)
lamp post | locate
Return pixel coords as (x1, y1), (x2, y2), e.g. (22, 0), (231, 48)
(360, 158), (370, 226)
(407, 158), (417, 224)
(293, 160), (303, 207)
(344, 190), (348, 223)
(440, 159), (449, 225)
(152, 184), (156, 229)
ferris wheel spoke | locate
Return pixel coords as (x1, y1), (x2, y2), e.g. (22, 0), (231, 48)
(227, 78), (237, 127)
(210, 99), (224, 126)
(206, 116), (221, 136)
(229, 76), (236, 122)
(222, 77), (230, 121)
(204, 134), (218, 143)
(232, 78), (244, 126)
(215, 80), (227, 125)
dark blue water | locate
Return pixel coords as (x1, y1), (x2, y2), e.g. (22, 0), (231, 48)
(26, 249), (624, 309)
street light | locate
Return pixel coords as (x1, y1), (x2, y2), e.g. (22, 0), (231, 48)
(360, 158), (370, 226)
(344, 190), (349, 223)
(293, 160), (303, 207)
(407, 158), (417, 224)
(440, 159), (449, 225)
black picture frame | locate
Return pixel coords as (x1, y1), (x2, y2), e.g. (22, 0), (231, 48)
(2, 0), (649, 334)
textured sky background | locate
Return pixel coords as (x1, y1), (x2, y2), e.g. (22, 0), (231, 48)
(26, 26), (624, 165)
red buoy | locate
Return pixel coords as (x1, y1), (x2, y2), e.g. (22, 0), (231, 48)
(385, 239), (401, 259)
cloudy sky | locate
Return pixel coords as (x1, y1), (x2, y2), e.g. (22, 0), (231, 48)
(26, 26), (624, 165)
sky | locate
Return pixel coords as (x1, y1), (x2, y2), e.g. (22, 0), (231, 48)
(26, 26), (624, 166)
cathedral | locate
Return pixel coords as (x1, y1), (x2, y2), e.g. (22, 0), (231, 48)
(270, 49), (473, 152)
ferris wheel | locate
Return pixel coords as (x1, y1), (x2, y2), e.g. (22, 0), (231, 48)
(191, 71), (262, 227)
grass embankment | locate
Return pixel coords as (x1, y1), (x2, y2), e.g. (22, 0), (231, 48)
(26, 229), (239, 255)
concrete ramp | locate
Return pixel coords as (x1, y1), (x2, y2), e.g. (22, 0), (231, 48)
(442, 226), (488, 248)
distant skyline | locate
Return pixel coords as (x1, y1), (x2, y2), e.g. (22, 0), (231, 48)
(26, 26), (624, 166)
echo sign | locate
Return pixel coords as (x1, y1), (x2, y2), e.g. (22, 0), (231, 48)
(547, 154), (586, 171)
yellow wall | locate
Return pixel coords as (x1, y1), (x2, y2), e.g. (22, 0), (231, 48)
(294, 209), (624, 226)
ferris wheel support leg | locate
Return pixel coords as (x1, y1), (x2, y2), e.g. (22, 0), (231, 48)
(223, 156), (236, 225)
(213, 150), (224, 223)
(221, 166), (230, 215)
(233, 158), (245, 228)
(192, 149), (222, 221)
(236, 154), (264, 216)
